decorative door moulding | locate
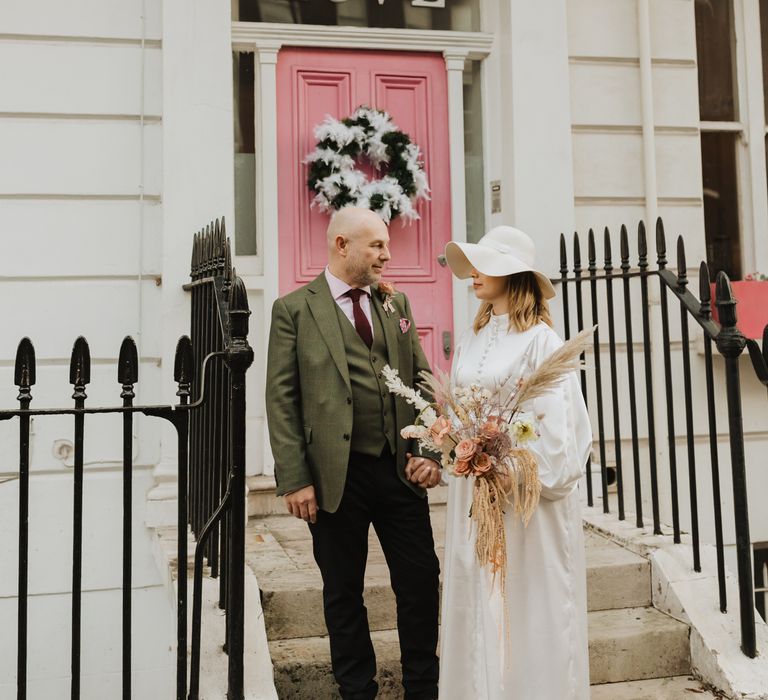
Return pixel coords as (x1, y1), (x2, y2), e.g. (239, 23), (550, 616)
(232, 22), (493, 58)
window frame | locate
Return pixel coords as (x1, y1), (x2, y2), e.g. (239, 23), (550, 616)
(697, 0), (768, 279)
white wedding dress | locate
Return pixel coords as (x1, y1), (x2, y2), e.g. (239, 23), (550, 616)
(438, 315), (593, 700)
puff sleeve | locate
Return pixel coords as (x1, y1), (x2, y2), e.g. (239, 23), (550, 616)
(525, 328), (593, 501)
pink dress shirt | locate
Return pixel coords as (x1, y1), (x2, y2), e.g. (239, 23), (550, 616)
(324, 267), (375, 339)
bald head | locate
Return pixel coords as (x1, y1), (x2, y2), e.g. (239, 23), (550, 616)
(326, 207), (386, 247)
(326, 207), (391, 287)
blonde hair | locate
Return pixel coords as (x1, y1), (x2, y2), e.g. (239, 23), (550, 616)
(473, 272), (553, 333)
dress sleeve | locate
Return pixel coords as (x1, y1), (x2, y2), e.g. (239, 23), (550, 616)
(524, 328), (593, 501)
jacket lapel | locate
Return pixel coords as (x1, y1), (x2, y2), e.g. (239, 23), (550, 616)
(306, 274), (351, 391)
(371, 286), (399, 371)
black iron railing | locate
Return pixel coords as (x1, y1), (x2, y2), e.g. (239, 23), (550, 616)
(6, 217), (252, 700)
(557, 218), (766, 658)
(185, 220), (254, 700)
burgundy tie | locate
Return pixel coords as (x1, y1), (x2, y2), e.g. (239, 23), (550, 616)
(346, 288), (373, 349)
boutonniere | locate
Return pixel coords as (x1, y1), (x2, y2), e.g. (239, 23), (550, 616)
(378, 280), (397, 316)
(399, 318), (411, 334)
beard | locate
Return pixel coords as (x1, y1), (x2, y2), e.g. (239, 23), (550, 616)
(346, 250), (381, 287)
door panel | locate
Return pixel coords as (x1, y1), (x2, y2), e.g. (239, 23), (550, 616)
(277, 48), (453, 372)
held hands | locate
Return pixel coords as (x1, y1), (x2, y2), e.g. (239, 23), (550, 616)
(405, 453), (442, 488)
(284, 484), (318, 524)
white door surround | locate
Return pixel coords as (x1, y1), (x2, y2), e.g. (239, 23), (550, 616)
(231, 22), (493, 339)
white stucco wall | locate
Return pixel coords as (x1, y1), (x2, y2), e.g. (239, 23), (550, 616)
(0, 2), (175, 696)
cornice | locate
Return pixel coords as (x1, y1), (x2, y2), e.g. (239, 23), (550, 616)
(231, 22), (493, 59)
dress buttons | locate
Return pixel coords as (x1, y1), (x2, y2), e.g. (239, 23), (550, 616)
(372, 356), (377, 362)
(346, 397), (352, 405)
(342, 433), (350, 441)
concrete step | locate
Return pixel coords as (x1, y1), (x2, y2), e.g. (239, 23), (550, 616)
(590, 675), (721, 699)
(587, 607), (690, 684)
(246, 508), (650, 641)
(269, 607), (690, 698)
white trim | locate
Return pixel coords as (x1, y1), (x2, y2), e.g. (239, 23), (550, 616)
(445, 50), (471, 337)
(230, 23), (494, 475)
(252, 44), (280, 475)
(699, 121), (744, 132)
(231, 22), (493, 58)
(232, 22), (494, 285)
(740, 0), (768, 273)
(732, 0), (756, 276)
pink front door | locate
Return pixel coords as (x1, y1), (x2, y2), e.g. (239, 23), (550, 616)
(276, 48), (454, 372)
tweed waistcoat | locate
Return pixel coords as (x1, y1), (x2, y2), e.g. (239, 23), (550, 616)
(334, 301), (397, 456)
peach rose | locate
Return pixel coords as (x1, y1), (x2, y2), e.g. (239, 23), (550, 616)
(454, 459), (472, 476)
(471, 451), (493, 474)
(429, 415), (452, 447)
(479, 419), (502, 441)
(454, 438), (478, 462)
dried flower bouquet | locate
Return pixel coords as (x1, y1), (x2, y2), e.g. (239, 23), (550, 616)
(383, 326), (594, 591)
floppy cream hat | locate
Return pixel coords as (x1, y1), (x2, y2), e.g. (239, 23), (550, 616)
(444, 225), (556, 299)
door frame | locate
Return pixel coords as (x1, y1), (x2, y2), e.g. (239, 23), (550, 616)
(231, 22), (493, 473)
(231, 22), (493, 339)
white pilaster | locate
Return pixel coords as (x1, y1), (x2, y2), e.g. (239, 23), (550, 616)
(445, 50), (471, 337)
(149, 0), (236, 524)
(255, 42), (282, 476)
(496, 0), (575, 276)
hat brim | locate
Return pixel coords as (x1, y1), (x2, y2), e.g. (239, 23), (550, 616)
(444, 241), (556, 299)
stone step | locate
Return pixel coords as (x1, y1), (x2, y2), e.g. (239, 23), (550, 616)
(246, 510), (650, 641)
(269, 606), (690, 698)
(590, 675), (721, 699)
(587, 607), (690, 684)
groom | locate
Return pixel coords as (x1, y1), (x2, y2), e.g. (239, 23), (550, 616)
(266, 207), (441, 700)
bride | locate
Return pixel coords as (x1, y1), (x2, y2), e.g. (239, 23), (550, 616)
(438, 226), (593, 699)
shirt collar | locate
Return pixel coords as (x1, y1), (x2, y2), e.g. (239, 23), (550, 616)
(324, 267), (371, 301)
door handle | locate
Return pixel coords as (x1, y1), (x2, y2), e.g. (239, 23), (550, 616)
(437, 254), (447, 267)
(442, 330), (452, 359)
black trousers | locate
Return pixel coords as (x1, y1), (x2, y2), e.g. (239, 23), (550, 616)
(308, 448), (440, 700)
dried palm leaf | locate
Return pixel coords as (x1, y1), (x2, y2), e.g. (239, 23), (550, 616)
(507, 326), (595, 411)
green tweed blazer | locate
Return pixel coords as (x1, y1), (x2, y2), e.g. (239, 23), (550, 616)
(265, 272), (438, 513)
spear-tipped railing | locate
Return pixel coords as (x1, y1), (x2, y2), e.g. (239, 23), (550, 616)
(558, 217), (763, 658)
(6, 216), (252, 700)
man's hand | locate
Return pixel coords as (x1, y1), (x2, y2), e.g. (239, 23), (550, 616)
(284, 485), (318, 523)
(405, 453), (441, 488)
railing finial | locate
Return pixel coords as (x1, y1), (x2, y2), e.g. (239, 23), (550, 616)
(603, 227), (613, 271)
(587, 228), (596, 273)
(676, 236), (688, 288)
(619, 224), (630, 273)
(229, 276), (251, 342)
(69, 336), (91, 400)
(715, 271), (741, 332)
(699, 261), (712, 319)
(222, 238), (233, 297)
(15, 337), (36, 403)
(174, 335), (194, 400)
(638, 221), (648, 269)
(559, 233), (568, 274)
(573, 231), (582, 270)
(205, 224), (214, 272)
(118, 336), (139, 399)
(656, 218), (667, 269)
